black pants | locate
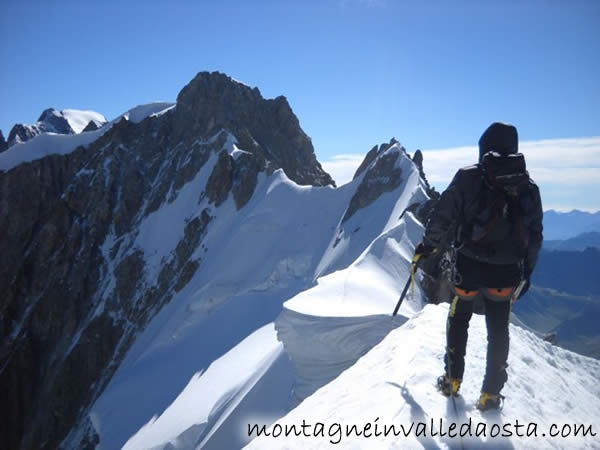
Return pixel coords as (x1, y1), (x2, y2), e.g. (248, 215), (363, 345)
(444, 289), (512, 395)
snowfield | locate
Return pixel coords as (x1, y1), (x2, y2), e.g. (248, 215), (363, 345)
(61, 109), (107, 133)
(246, 304), (600, 450)
(122, 323), (294, 450)
(76, 142), (437, 449)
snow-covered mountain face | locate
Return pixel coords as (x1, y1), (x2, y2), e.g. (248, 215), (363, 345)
(83, 138), (432, 450)
(5, 107), (107, 148)
(0, 71), (343, 450)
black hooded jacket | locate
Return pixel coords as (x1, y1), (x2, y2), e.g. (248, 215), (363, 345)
(423, 123), (544, 289)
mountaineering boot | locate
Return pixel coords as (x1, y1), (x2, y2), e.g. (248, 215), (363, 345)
(437, 375), (461, 396)
(477, 392), (504, 411)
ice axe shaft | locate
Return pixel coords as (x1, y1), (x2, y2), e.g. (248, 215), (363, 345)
(511, 279), (527, 303)
(392, 275), (412, 317)
(392, 255), (423, 317)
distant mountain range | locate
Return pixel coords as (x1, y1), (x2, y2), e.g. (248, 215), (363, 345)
(0, 108), (106, 150)
(544, 231), (600, 251)
(513, 246), (600, 359)
(531, 247), (600, 296)
(543, 209), (600, 240)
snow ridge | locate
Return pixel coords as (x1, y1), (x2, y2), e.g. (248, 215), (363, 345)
(248, 305), (600, 450)
(84, 142), (430, 449)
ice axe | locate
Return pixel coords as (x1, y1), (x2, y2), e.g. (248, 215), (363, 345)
(510, 279), (528, 304)
(392, 253), (424, 317)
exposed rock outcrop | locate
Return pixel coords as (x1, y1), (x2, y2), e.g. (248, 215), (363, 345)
(37, 108), (74, 134)
(7, 108), (73, 147)
(343, 139), (404, 223)
(0, 130), (6, 152)
(0, 71), (336, 450)
(175, 71), (335, 187)
(412, 149), (439, 201)
(82, 120), (99, 132)
(352, 138), (399, 180)
(7, 123), (38, 147)
(206, 150), (234, 207)
(6, 108), (106, 147)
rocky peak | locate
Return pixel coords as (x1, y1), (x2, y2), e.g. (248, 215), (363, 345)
(353, 138), (399, 180)
(343, 139), (442, 226)
(0, 72), (337, 449)
(0, 130), (6, 153)
(7, 107), (73, 147)
(174, 71), (334, 187)
(37, 107), (57, 121)
(82, 120), (99, 132)
(6, 108), (107, 148)
(7, 124), (32, 147)
(37, 108), (74, 135)
(343, 139), (406, 223)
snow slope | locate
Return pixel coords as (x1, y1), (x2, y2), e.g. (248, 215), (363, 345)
(314, 143), (429, 279)
(60, 108), (107, 133)
(80, 143), (432, 449)
(275, 211), (427, 406)
(121, 323), (294, 450)
(247, 304), (600, 450)
(286, 211), (427, 318)
(0, 102), (174, 172)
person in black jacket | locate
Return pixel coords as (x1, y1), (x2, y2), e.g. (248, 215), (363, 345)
(416, 122), (543, 410)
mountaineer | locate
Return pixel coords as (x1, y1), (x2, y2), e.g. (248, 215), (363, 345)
(416, 122), (543, 411)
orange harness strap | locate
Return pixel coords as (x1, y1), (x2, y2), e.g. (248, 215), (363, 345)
(454, 287), (478, 298)
(487, 287), (515, 297)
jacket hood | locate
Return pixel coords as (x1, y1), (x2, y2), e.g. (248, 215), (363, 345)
(478, 122), (518, 161)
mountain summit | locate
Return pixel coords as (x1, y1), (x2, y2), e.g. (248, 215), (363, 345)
(0, 130), (7, 152)
(174, 71), (334, 187)
(6, 108), (107, 148)
(0, 71), (339, 449)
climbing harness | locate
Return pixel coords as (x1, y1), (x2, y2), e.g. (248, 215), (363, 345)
(440, 241), (463, 286)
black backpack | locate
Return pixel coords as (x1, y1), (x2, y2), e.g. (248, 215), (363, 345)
(481, 151), (530, 195)
(467, 151), (531, 256)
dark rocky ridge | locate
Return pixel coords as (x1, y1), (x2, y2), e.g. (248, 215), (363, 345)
(0, 72), (334, 449)
(0, 130), (6, 152)
(174, 71), (335, 187)
(7, 123), (39, 147)
(352, 139), (399, 181)
(7, 108), (74, 147)
(82, 120), (99, 132)
(343, 139), (405, 223)
(348, 140), (447, 307)
(37, 108), (74, 134)
(5, 108), (107, 148)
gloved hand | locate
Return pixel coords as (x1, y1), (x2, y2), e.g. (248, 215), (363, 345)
(415, 242), (437, 258)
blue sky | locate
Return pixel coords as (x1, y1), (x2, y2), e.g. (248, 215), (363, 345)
(1, 0), (599, 210)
